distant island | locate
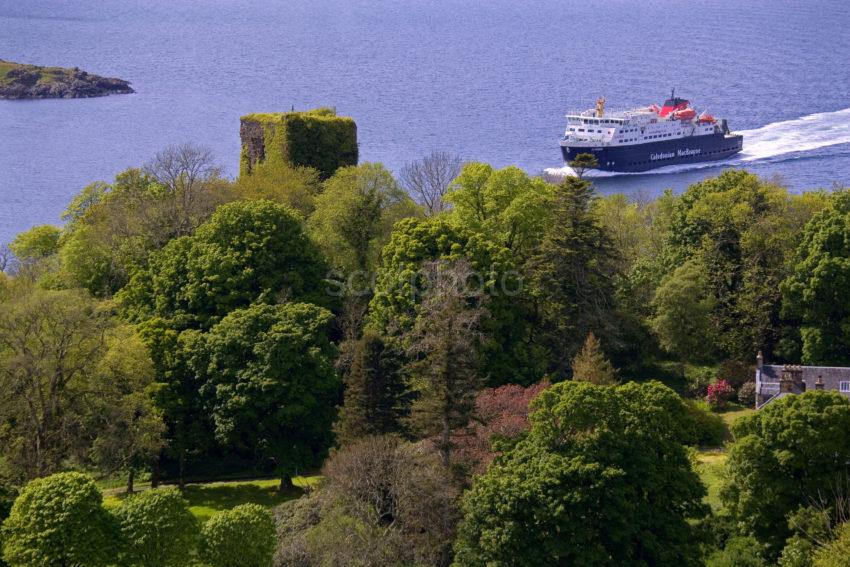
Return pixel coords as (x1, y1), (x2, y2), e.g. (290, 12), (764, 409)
(0, 60), (133, 99)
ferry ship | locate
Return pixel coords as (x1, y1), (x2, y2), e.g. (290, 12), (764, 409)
(559, 91), (743, 172)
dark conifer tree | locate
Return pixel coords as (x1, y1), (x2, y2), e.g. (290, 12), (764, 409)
(335, 330), (409, 446)
(526, 177), (620, 376)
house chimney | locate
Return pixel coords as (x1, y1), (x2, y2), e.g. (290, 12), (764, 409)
(815, 375), (825, 391)
(780, 366), (793, 393)
(756, 351), (764, 370)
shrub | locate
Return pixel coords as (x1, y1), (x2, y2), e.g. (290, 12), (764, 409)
(685, 365), (715, 398)
(738, 381), (757, 407)
(779, 536), (815, 567)
(1, 472), (116, 567)
(705, 536), (766, 567)
(113, 488), (198, 567)
(814, 521), (850, 566)
(718, 359), (753, 390)
(273, 496), (321, 567)
(679, 399), (726, 446)
(199, 504), (276, 567)
(311, 435), (458, 566)
(707, 379), (735, 409)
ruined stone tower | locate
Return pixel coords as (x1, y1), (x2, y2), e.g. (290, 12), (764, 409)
(239, 107), (358, 179)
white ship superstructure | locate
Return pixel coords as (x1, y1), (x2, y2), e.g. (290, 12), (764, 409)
(559, 91), (744, 172)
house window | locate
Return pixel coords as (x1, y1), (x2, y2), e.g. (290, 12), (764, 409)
(841, 381), (850, 393)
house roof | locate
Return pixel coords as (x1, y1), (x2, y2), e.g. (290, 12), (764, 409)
(760, 365), (850, 388)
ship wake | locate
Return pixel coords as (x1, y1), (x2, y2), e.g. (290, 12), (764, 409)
(738, 106), (850, 161)
(545, 106), (850, 179)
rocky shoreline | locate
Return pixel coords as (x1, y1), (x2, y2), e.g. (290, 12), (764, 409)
(0, 60), (134, 100)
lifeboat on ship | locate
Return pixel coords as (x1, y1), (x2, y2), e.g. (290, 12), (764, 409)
(697, 112), (717, 124)
(672, 107), (696, 120)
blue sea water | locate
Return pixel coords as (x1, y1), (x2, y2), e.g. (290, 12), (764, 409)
(1, 0), (849, 244)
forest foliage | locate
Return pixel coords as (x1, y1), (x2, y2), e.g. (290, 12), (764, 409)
(1, 140), (849, 566)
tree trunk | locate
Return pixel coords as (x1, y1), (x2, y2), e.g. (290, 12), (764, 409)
(151, 458), (160, 489)
(178, 449), (187, 491)
(278, 475), (294, 494)
(126, 469), (135, 494)
(439, 414), (451, 468)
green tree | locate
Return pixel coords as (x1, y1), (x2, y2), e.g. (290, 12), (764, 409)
(120, 199), (328, 329)
(367, 216), (543, 386)
(782, 190), (850, 364)
(665, 169), (825, 359)
(569, 152), (599, 179)
(199, 504), (276, 567)
(309, 163), (419, 273)
(233, 161), (322, 218)
(334, 330), (409, 446)
(113, 488), (198, 567)
(404, 260), (486, 468)
(777, 506), (829, 567)
(1, 472), (116, 567)
(87, 327), (165, 493)
(650, 258), (719, 363)
(526, 177), (620, 376)
(722, 391), (850, 560)
(8, 225), (61, 261)
(119, 200), (330, 485)
(453, 381), (707, 566)
(59, 156), (231, 297)
(444, 163), (554, 257)
(191, 302), (339, 491)
(0, 287), (115, 479)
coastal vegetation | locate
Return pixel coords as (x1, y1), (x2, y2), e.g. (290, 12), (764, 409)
(0, 59), (133, 99)
(1, 121), (849, 565)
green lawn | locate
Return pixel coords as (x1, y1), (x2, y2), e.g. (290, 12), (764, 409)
(719, 406), (755, 428)
(103, 476), (321, 522)
(695, 450), (728, 513)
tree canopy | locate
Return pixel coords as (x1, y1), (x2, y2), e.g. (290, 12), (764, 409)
(444, 163), (554, 257)
(309, 162), (418, 274)
(191, 302), (339, 488)
(722, 391), (850, 559)
(120, 199), (328, 330)
(782, 190), (850, 364)
(454, 381), (707, 566)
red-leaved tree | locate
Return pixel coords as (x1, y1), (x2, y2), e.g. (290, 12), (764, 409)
(452, 381), (550, 474)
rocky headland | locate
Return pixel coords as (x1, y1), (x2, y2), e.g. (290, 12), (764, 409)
(0, 60), (134, 100)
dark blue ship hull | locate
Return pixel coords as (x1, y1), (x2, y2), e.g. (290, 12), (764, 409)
(560, 132), (743, 172)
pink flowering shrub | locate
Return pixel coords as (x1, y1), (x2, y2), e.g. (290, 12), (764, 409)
(706, 379), (734, 409)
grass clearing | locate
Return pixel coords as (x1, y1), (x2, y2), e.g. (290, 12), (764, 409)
(102, 476), (321, 522)
(693, 406), (752, 513)
(696, 450), (728, 513)
(718, 406), (755, 429)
